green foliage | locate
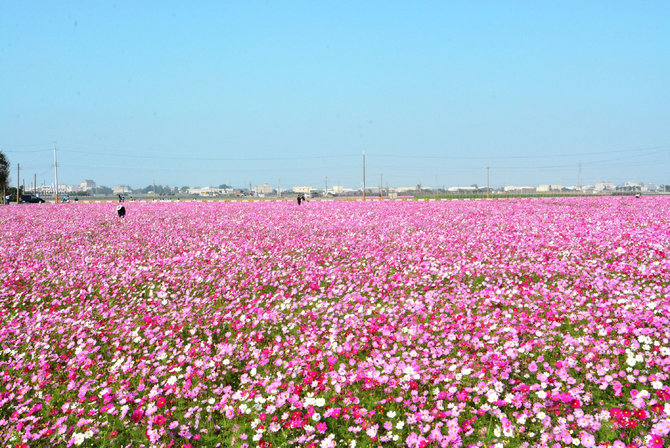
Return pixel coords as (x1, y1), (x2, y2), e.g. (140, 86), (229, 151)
(0, 150), (9, 192)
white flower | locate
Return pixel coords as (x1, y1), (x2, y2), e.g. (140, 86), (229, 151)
(536, 390), (547, 399)
(396, 420), (404, 430)
(72, 433), (85, 446)
(315, 397), (325, 407)
(387, 410), (396, 418)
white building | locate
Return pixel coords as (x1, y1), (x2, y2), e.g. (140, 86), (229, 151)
(537, 184), (563, 192)
(187, 186), (228, 196)
(594, 182), (616, 192)
(113, 185), (131, 195)
(447, 186), (478, 192)
(504, 186), (536, 193)
(617, 182), (642, 192)
(36, 185), (54, 195)
(80, 179), (96, 191)
(331, 185), (344, 194)
(293, 186), (313, 196)
(254, 183), (274, 195)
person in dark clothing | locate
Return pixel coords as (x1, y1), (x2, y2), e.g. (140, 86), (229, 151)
(116, 205), (126, 217)
(297, 194), (302, 205)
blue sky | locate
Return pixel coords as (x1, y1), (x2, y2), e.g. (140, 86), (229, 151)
(1, 1), (668, 189)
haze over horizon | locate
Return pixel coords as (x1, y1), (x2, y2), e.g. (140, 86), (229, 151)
(2, 1), (669, 189)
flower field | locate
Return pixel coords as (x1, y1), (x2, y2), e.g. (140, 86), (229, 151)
(1, 197), (670, 448)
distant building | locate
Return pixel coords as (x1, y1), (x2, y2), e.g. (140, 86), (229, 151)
(447, 186), (477, 193)
(594, 182), (616, 192)
(113, 185), (131, 195)
(36, 185), (53, 195)
(80, 179), (96, 191)
(331, 185), (344, 194)
(617, 182), (642, 192)
(503, 186), (536, 193)
(187, 187), (229, 196)
(293, 186), (313, 196)
(254, 183), (274, 195)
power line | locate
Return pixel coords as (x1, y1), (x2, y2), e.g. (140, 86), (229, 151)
(60, 149), (359, 162)
(371, 144), (669, 160)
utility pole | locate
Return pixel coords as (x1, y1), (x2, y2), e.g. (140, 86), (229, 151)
(16, 163), (20, 202)
(325, 176), (328, 198)
(486, 166), (490, 199)
(578, 162), (583, 193)
(54, 144), (59, 203)
(278, 179), (281, 198)
(34, 173), (36, 195)
(363, 151), (366, 201)
(153, 178), (157, 200)
(380, 173), (383, 199)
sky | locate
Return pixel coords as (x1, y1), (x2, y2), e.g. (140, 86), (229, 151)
(1, 1), (669, 190)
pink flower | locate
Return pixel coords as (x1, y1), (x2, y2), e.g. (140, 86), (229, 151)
(579, 431), (595, 448)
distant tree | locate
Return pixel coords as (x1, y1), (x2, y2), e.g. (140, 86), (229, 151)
(218, 184), (231, 190)
(180, 186), (190, 192)
(6, 186), (23, 201)
(97, 186), (113, 194)
(0, 150), (9, 195)
(136, 184), (174, 195)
